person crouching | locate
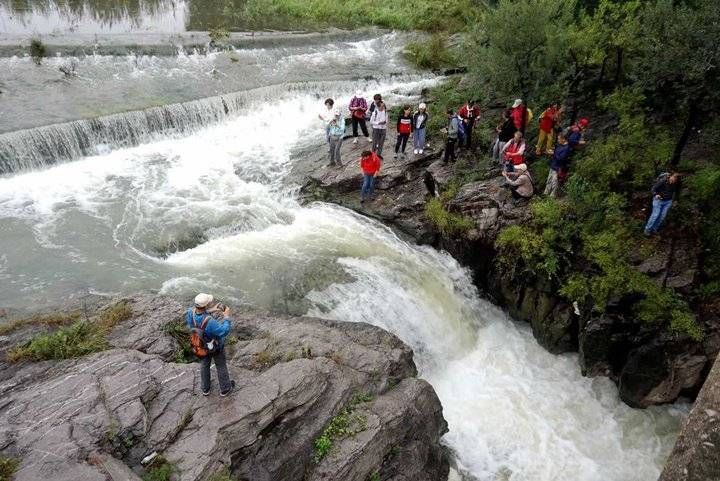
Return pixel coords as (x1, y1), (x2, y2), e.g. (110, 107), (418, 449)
(187, 293), (235, 397)
(360, 150), (382, 203)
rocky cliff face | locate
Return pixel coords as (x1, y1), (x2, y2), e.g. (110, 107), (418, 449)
(299, 135), (718, 408)
(0, 295), (449, 481)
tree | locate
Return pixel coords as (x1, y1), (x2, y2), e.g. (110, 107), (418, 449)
(630, 0), (720, 164)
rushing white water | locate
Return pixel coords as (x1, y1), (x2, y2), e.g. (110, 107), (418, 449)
(0, 37), (686, 481)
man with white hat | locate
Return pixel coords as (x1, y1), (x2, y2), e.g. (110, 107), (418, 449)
(349, 90), (371, 143)
(510, 98), (530, 134)
(186, 293), (235, 396)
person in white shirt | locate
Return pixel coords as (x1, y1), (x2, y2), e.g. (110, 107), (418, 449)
(370, 101), (388, 157)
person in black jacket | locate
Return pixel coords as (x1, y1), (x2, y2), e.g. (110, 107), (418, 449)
(644, 171), (680, 236)
(492, 109), (516, 164)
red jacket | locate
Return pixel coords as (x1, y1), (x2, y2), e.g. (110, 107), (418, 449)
(538, 107), (557, 133)
(503, 140), (526, 165)
(360, 152), (381, 175)
(458, 104), (481, 120)
(511, 105), (528, 131)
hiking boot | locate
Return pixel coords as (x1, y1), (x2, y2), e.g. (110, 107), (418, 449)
(353, 138), (358, 144)
(326, 162), (336, 167)
(220, 380), (236, 397)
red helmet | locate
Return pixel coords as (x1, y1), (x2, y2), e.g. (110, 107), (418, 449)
(578, 118), (589, 128)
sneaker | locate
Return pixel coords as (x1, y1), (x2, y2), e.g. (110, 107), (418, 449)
(413, 149), (419, 154)
(353, 138), (358, 144)
(326, 162), (336, 167)
(419, 149), (424, 154)
(360, 198), (365, 204)
(220, 380), (236, 397)
(367, 137), (373, 143)
(202, 389), (210, 396)
(393, 154), (398, 159)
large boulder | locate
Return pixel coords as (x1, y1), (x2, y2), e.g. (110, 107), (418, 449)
(0, 295), (449, 481)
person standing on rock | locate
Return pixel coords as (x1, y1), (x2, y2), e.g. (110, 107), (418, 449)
(318, 98), (337, 142)
(458, 99), (481, 149)
(394, 105), (413, 159)
(501, 131), (526, 172)
(368, 93), (382, 119)
(544, 132), (571, 197)
(510, 98), (530, 134)
(536, 103), (559, 156)
(443, 109), (459, 163)
(349, 91), (371, 144)
(328, 108), (346, 167)
(360, 150), (382, 203)
(187, 293), (235, 397)
(492, 109), (516, 164)
(644, 171), (681, 236)
(370, 100), (388, 157)
(413, 102), (429, 155)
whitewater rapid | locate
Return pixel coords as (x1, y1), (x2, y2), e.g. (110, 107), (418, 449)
(0, 36), (685, 481)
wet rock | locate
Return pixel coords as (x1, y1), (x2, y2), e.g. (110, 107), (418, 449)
(660, 355), (720, 481)
(0, 295), (448, 481)
(619, 339), (707, 407)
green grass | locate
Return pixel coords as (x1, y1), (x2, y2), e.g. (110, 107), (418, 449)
(142, 456), (176, 481)
(0, 456), (19, 481)
(425, 197), (474, 236)
(313, 392), (373, 462)
(6, 302), (132, 362)
(404, 34), (459, 70)
(0, 311), (81, 336)
(163, 320), (196, 364)
(222, 0), (479, 32)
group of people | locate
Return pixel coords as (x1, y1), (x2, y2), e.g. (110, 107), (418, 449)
(319, 92), (431, 168)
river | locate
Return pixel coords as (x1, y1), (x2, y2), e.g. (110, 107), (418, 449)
(0, 29), (686, 481)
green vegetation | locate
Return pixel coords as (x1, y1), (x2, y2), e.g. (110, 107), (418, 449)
(164, 319), (195, 363)
(7, 302), (132, 362)
(29, 38), (46, 65)
(367, 471), (380, 481)
(313, 392), (373, 462)
(209, 470), (236, 481)
(404, 34), (458, 71)
(0, 456), (19, 481)
(0, 311), (81, 336)
(142, 456), (176, 481)
(425, 182), (474, 235)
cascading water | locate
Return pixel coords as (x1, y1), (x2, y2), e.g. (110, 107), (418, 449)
(0, 34), (686, 480)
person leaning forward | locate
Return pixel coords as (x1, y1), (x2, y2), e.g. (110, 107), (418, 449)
(187, 293), (236, 397)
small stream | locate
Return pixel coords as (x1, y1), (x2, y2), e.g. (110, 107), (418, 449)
(0, 22), (687, 481)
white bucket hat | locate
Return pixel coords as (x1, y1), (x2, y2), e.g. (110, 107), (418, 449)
(512, 99), (523, 108)
(515, 163), (528, 172)
(194, 293), (214, 308)
(419, 102), (427, 109)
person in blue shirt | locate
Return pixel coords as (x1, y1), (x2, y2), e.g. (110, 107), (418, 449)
(544, 132), (572, 197)
(186, 293), (235, 396)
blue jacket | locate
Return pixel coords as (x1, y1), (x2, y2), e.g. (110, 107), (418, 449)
(186, 308), (231, 346)
(550, 143), (572, 171)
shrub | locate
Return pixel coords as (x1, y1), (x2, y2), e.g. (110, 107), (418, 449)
(7, 321), (109, 362)
(0, 456), (19, 481)
(404, 34), (458, 70)
(425, 197), (474, 236)
(142, 456), (176, 481)
(163, 320), (195, 363)
(29, 38), (46, 65)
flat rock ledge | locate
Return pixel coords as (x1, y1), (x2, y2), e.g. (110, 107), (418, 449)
(0, 295), (449, 481)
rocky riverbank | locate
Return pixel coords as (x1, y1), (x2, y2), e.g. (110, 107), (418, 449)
(0, 294), (449, 481)
(299, 128), (720, 409)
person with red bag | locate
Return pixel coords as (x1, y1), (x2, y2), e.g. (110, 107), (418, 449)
(360, 150), (382, 203)
(458, 99), (481, 148)
(349, 90), (371, 144)
(394, 105), (413, 159)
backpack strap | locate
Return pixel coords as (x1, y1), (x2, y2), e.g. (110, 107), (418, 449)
(191, 308), (211, 330)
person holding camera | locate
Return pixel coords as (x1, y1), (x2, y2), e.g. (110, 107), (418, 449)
(186, 293), (235, 397)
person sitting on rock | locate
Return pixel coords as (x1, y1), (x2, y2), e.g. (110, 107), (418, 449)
(187, 293), (235, 397)
(644, 171), (681, 236)
(502, 163), (534, 200)
(500, 131), (526, 172)
(394, 105), (413, 159)
(360, 150), (382, 203)
(544, 132), (571, 197)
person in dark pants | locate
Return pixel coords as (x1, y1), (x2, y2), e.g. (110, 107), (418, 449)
(186, 293), (235, 396)
(458, 100), (480, 149)
(443, 109), (459, 163)
(349, 90), (370, 143)
(394, 105), (412, 159)
(644, 172), (681, 236)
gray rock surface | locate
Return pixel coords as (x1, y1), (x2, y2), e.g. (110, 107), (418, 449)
(0, 295), (448, 481)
